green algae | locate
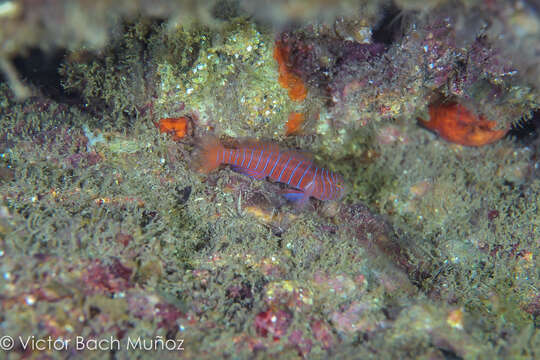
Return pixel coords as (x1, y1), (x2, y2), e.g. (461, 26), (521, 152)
(152, 18), (298, 139)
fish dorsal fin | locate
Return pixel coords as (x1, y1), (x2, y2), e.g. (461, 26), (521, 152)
(281, 149), (313, 164)
(239, 139), (281, 153)
(237, 139), (314, 164)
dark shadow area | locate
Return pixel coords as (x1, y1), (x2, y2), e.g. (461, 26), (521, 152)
(12, 47), (83, 105)
(372, 2), (406, 45)
(508, 110), (540, 145)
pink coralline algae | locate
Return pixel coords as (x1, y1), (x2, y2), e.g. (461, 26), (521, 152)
(310, 320), (335, 350)
(155, 303), (185, 330)
(254, 309), (292, 340)
(405, 17), (519, 101)
(330, 301), (381, 334)
(81, 259), (133, 294)
(275, 31), (385, 99)
(288, 329), (313, 356)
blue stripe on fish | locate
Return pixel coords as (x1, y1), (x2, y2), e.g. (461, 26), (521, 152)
(255, 149), (263, 170)
(296, 164), (311, 188)
(269, 153), (281, 177)
(321, 168), (325, 197)
(247, 149), (254, 168)
(277, 157), (291, 182)
(287, 161), (302, 185)
(263, 152), (273, 173)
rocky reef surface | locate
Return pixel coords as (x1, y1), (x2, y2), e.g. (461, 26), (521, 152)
(0, 0), (539, 358)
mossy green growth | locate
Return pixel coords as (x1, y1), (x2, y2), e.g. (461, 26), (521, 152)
(2, 10), (539, 358)
(345, 117), (539, 338)
(60, 19), (156, 129)
(151, 18), (297, 139)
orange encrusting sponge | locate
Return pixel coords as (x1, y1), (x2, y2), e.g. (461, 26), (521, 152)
(274, 41), (307, 102)
(419, 103), (508, 146)
(156, 117), (189, 141)
(285, 112), (305, 135)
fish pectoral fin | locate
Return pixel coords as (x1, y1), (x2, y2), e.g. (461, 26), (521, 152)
(303, 180), (316, 197)
(282, 189), (308, 202)
(232, 166), (265, 180)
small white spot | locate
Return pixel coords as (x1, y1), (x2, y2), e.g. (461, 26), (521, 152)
(25, 295), (36, 306)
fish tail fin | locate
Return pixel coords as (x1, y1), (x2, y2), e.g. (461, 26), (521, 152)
(194, 136), (224, 174)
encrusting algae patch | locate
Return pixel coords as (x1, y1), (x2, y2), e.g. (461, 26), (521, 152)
(274, 40), (308, 102)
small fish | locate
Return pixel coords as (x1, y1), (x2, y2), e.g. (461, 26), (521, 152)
(195, 137), (346, 204)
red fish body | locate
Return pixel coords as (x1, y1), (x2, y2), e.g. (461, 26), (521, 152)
(196, 138), (345, 203)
